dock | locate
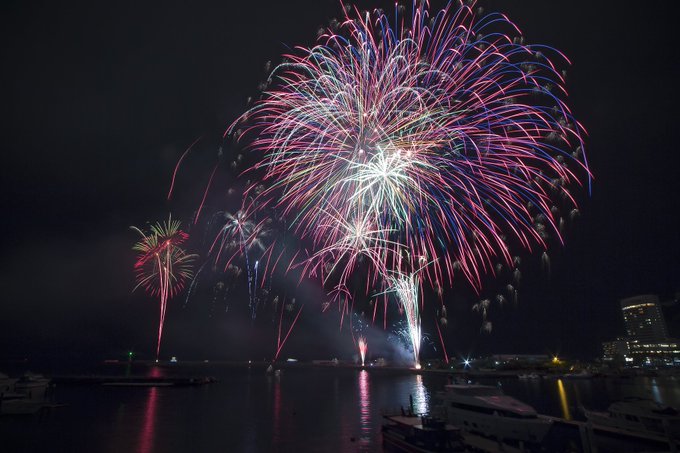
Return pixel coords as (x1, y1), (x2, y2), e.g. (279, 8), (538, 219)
(381, 412), (680, 453)
(51, 375), (216, 387)
(448, 416), (680, 453)
(542, 415), (679, 453)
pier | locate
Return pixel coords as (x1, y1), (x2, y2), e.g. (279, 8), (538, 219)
(51, 375), (217, 387)
(451, 416), (680, 453)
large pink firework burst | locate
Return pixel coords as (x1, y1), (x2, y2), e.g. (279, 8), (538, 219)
(228, 0), (590, 361)
(233, 0), (589, 289)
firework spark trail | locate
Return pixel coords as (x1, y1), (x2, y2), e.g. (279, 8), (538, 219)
(194, 163), (218, 225)
(167, 137), (202, 201)
(230, 0), (590, 298)
(434, 316), (449, 365)
(207, 210), (270, 319)
(358, 336), (368, 366)
(298, 205), (396, 290)
(252, 260), (260, 316)
(274, 300), (303, 362)
(387, 272), (422, 368)
(183, 260), (207, 308)
(132, 216), (197, 360)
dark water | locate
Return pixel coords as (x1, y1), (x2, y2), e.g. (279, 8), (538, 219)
(2, 364), (680, 453)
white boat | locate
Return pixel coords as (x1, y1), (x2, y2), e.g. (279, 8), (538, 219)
(14, 372), (50, 399)
(517, 373), (540, 380)
(0, 373), (18, 393)
(562, 370), (592, 379)
(436, 383), (552, 444)
(583, 397), (680, 439)
(14, 372), (50, 388)
(382, 413), (465, 452)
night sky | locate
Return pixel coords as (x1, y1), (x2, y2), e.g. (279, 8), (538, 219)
(1, 0), (678, 364)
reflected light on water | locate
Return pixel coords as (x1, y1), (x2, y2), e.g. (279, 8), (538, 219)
(411, 374), (429, 414)
(556, 379), (572, 420)
(358, 370), (371, 446)
(139, 387), (158, 453)
(272, 377), (282, 444)
(650, 378), (662, 403)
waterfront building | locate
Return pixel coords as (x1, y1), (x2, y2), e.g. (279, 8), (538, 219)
(626, 339), (680, 366)
(602, 337), (630, 364)
(620, 295), (668, 342)
(603, 294), (680, 366)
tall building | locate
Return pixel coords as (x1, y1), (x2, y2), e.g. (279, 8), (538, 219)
(617, 295), (679, 366)
(620, 295), (668, 342)
(602, 337), (630, 364)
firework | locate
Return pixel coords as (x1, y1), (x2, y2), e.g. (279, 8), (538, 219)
(387, 272), (422, 368)
(208, 210), (270, 319)
(132, 216), (196, 360)
(274, 297), (303, 362)
(224, 0), (589, 360)
(358, 336), (368, 366)
(233, 0), (588, 287)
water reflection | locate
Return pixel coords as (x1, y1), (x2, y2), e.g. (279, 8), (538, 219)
(650, 378), (662, 403)
(14, 368), (680, 453)
(138, 387), (158, 453)
(556, 379), (572, 420)
(272, 377), (282, 444)
(148, 366), (163, 378)
(411, 374), (429, 414)
(617, 377), (680, 406)
(358, 370), (371, 447)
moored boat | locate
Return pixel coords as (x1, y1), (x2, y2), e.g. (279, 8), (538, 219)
(0, 372), (18, 393)
(14, 372), (51, 400)
(14, 372), (50, 391)
(583, 397), (680, 440)
(562, 370), (592, 379)
(436, 383), (552, 444)
(517, 373), (540, 380)
(382, 413), (466, 452)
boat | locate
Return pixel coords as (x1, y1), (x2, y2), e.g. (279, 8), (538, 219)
(583, 397), (680, 439)
(14, 372), (51, 398)
(0, 372), (17, 393)
(435, 383), (552, 444)
(561, 369), (592, 379)
(14, 372), (50, 389)
(517, 373), (540, 380)
(382, 413), (466, 452)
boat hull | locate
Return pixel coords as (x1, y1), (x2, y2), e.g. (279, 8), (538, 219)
(437, 384), (552, 444)
(443, 407), (552, 443)
(583, 406), (680, 440)
(382, 415), (465, 452)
